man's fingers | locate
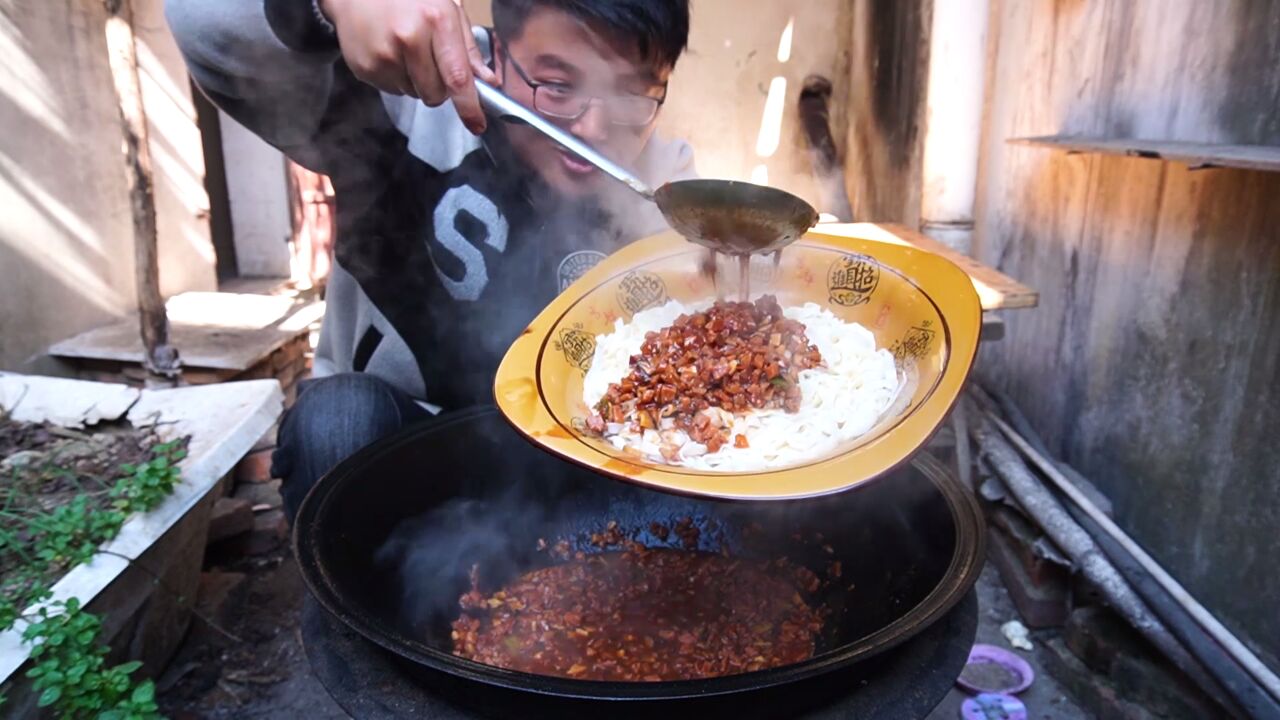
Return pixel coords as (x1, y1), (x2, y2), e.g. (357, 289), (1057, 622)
(457, 3), (499, 85)
(375, 62), (418, 98)
(429, 4), (486, 134)
(391, 57), (420, 98)
(402, 30), (446, 105)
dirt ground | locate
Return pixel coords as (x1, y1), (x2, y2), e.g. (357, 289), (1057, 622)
(925, 564), (1089, 720)
(0, 418), (156, 515)
(156, 545), (346, 720)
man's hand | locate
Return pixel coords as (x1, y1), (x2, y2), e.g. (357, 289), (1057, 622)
(320, 0), (498, 134)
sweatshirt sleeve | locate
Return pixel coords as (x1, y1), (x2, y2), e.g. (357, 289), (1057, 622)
(164, 0), (343, 170)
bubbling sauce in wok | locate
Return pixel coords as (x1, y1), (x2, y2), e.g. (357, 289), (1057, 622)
(450, 541), (825, 682)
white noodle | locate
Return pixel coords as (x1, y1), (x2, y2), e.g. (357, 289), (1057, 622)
(583, 300), (899, 471)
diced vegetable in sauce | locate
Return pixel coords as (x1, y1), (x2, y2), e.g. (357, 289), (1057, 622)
(587, 296), (823, 455)
(451, 542), (825, 681)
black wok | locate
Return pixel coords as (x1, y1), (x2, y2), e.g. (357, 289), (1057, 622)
(293, 406), (983, 708)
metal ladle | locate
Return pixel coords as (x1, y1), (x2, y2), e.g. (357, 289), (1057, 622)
(474, 80), (819, 257)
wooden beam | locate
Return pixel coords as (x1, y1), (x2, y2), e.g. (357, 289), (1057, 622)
(814, 222), (1040, 311)
(103, 0), (179, 378)
(1008, 136), (1280, 174)
(840, 0), (932, 227)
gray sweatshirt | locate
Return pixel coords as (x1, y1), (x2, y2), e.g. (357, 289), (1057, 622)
(165, 0), (695, 410)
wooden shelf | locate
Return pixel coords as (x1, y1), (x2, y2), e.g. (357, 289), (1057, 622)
(1008, 135), (1280, 173)
(815, 223), (1039, 312)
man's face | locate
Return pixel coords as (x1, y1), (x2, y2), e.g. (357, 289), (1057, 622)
(495, 7), (672, 199)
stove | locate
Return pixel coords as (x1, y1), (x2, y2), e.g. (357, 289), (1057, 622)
(301, 590), (978, 720)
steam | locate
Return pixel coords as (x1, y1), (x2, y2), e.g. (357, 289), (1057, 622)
(374, 481), (557, 631)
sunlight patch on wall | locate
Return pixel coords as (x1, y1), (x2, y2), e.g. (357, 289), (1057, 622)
(0, 13), (70, 141)
(0, 158), (125, 314)
(777, 17), (795, 63)
(755, 76), (787, 159)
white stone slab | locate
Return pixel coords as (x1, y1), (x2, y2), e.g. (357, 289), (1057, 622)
(0, 376), (283, 684)
(0, 373), (140, 427)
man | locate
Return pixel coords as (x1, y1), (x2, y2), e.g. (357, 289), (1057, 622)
(166, 0), (695, 518)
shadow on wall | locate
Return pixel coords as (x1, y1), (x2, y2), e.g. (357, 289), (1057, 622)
(121, 0), (219, 296)
(864, 0), (923, 171)
(0, 10), (132, 372)
(0, 0), (216, 372)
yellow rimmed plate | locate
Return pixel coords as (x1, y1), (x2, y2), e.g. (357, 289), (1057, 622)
(494, 228), (981, 500)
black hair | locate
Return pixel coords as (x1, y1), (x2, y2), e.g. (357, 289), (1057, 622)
(491, 0), (691, 71)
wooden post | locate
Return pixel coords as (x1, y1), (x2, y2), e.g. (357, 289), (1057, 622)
(103, 0), (180, 380)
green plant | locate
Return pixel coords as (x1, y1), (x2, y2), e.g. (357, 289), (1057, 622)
(0, 437), (186, 718)
(34, 497), (127, 567)
(112, 441), (185, 512)
(23, 598), (159, 719)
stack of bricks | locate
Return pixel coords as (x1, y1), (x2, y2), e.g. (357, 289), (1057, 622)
(985, 503), (1072, 628)
(205, 430), (288, 561)
(70, 334), (312, 407)
(979, 464), (1116, 629)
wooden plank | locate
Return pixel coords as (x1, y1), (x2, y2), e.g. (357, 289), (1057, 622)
(815, 222), (1039, 311)
(1009, 136), (1280, 173)
(972, 0), (1116, 458)
(1068, 164), (1280, 671)
(973, 0), (1280, 667)
(48, 293), (323, 371)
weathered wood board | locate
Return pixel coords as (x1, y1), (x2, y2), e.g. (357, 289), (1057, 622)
(973, 0), (1280, 665)
(1009, 136), (1280, 174)
(838, 0), (932, 226)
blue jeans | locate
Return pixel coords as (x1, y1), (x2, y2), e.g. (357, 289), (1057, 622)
(272, 373), (430, 522)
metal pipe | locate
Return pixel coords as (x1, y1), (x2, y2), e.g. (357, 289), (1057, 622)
(971, 415), (1237, 714)
(986, 413), (1280, 706)
(919, 0), (990, 253)
(470, 23), (653, 200)
(976, 385), (1280, 716)
(474, 81), (655, 200)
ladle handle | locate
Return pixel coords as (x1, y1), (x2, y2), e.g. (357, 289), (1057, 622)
(474, 80), (655, 200)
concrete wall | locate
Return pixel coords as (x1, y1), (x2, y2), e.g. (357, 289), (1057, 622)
(0, 0), (215, 374)
(219, 111), (293, 278)
(464, 0), (847, 208)
(973, 0), (1280, 664)
(659, 0), (845, 204)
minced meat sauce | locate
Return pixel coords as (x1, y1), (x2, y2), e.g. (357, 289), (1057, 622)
(450, 543), (825, 681)
(586, 296), (824, 454)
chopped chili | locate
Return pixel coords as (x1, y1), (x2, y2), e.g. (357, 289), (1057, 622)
(451, 544), (825, 681)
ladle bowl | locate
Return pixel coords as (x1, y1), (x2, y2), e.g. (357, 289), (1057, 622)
(654, 179), (820, 256)
(475, 80), (819, 257)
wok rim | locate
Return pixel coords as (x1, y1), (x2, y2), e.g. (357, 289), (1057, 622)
(293, 405), (985, 701)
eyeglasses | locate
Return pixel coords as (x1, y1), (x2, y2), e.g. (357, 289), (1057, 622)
(502, 50), (666, 127)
